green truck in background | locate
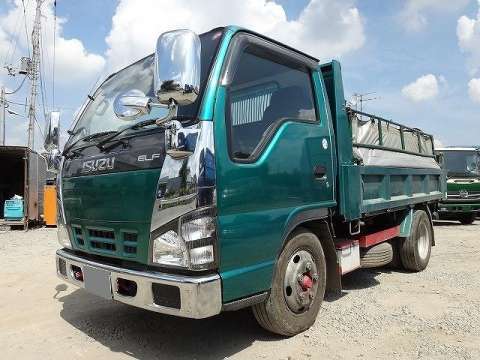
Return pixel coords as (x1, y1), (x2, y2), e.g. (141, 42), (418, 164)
(45, 26), (446, 336)
(436, 147), (480, 224)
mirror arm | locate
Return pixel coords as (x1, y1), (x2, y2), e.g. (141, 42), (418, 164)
(154, 99), (177, 126)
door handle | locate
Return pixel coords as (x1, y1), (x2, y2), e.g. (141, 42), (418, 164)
(313, 165), (327, 180)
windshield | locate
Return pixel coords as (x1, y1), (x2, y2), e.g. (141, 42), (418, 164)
(66, 28), (224, 149)
(442, 150), (480, 177)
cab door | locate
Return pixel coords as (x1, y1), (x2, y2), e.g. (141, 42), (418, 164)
(213, 33), (336, 302)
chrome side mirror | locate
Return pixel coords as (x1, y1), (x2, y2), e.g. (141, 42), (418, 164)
(165, 120), (198, 159)
(44, 111), (62, 172)
(44, 111), (60, 151)
(154, 29), (201, 106)
(45, 148), (62, 172)
(113, 89), (151, 120)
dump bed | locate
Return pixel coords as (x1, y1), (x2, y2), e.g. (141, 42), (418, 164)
(320, 61), (446, 221)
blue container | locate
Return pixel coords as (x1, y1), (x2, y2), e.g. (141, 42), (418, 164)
(4, 199), (24, 220)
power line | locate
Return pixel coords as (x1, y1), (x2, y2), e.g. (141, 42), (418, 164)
(3, 2), (23, 65)
(39, 25), (49, 120)
(33, 113), (44, 139)
(21, 0), (32, 58)
(6, 99), (76, 112)
(5, 76), (28, 95)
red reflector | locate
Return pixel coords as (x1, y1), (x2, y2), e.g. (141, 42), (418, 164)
(74, 271), (83, 281)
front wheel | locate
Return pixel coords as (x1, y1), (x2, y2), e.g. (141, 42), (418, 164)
(252, 228), (326, 336)
(399, 209), (433, 271)
(459, 213), (476, 225)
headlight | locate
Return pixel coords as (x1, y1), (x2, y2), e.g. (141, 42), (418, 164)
(152, 230), (188, 267)
(151, 207), (217, 270)
(57, 222), (72, 249)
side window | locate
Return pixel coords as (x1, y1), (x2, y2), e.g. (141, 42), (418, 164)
(226, 48), (317, 161)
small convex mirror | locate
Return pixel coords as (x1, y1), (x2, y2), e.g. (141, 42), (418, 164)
(113, 89), (151, 120)
(154, 29), (201, 106)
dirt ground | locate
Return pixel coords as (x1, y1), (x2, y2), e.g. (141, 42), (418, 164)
(0, 220), (479, 360)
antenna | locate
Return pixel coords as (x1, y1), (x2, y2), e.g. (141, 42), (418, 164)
(352, 92), (380, 114)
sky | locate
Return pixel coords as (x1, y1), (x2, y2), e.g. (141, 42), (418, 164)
(0, 0), (480, 152)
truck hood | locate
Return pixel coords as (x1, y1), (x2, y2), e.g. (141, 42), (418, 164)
(62, 132), (165, 223)
(62, 168), (161, 223)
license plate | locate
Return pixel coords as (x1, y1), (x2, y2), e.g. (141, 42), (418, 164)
(83, 266), (113, 300)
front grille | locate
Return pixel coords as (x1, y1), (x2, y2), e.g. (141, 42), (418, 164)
(122, 232), (138, 257)
(90, 240), (116, 251)
(88, 228), (116, 253)
(447, 190), (480, 200)
(72, 226), (85, 246)
(70, 225), (139, 258)
(88, 229), (115, 239)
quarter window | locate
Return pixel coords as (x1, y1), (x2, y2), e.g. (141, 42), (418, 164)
(226, 48), (317, 160)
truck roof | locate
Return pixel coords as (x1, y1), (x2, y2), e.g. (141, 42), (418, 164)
(228, 26), (319, 64)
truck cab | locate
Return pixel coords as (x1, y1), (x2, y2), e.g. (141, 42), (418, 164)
(436, 147), (480, 224)
(49, 26), (445, 336)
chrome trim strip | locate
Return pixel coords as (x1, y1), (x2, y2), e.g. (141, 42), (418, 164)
(150, 120), (216, 232)
(56, 249), (222, 319)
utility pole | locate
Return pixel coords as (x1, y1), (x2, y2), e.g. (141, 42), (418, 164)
(0, 86), (5, 145)
(0, 86), (7, 145)
(27, 0), (44, 150)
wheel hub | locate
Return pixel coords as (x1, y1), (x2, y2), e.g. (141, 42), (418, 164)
(283, 250), (319, 313)
(300, 273), (313, 291)
(417, 221), (430, 260)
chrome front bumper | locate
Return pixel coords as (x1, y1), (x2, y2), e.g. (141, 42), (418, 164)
(56, 249), (222, 319)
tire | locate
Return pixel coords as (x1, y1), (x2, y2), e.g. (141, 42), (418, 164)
(252, 228), (326, 336)
(360, 242), (393, 268)
(459, 213), (475, 225)
(399, 209), (432, 271)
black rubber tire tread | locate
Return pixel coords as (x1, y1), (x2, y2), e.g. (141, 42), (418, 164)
(459, 213), (476, 225)
(252, 228), (326, 336)
(399, 210), (432, 272)
(360, 242), (393, 268)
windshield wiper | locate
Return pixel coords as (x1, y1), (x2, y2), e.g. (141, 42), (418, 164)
(96, 119), (158, 150)
(63, 131), (117, 158)
(96, 116), (200, 151)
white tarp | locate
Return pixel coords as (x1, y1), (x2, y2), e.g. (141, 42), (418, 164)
(350, 114), (438, 169)
(355, 148), (440, 169)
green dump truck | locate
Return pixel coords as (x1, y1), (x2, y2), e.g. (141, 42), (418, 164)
(436, 147), (480, 224)
(49, 26), (446, 336)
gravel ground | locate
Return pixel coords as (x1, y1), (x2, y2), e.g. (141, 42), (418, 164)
(0, 220), (479, 360)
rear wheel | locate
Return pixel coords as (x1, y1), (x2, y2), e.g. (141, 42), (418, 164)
(399, 209), (432, 271)
(360, 242), (393, 268)
(459, 213), (476, 225)
(252, 228), (326, 336)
